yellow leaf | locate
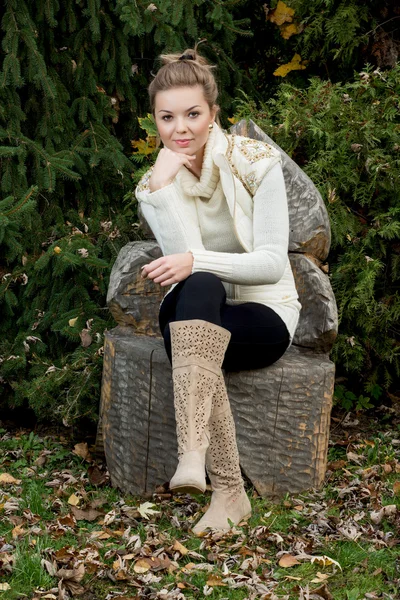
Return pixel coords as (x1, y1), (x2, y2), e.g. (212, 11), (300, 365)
(72, 442), (91, 460)
(89, 531), (111, 540)
(68, 493), (80, 506)
(173, 540), (189, 555)
(206, 575), (227, 587)
(268, 0), (294, 25)
(0, 583), (11, 591)
(311, 572), (330, 583)
(68, 317), (78, 327)
(113, 558), (122, 570)
(12, 524), (26, 539)
(279, 554), (301, 568)
(274, 54), (307, 77)
(133, 558), (151, 573)
(0, 473), (21, 485)
(181, 562), (196, 572)
(54, 246), (62, 254)
(227, 117), (238, 125)
(311, 555), (342, 571)
(131, 137), (157, 155)
(280, 23), (300, 40)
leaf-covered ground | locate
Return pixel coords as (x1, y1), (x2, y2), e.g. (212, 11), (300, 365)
(0, 409), (399, 600)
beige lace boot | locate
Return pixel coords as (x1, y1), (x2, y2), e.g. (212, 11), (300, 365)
(169, 319), (231, 495)
(192, 376), (251, 534)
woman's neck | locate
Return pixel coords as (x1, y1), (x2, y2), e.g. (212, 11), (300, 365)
(188, 144), (205, 179)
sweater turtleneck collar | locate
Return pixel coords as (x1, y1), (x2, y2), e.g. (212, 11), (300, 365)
(176, 123), (220, 200)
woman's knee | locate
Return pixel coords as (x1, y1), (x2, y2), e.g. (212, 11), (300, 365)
(182, 272), (225, 296)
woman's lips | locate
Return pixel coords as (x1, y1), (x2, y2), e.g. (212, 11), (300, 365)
(175, 139), (191, 147)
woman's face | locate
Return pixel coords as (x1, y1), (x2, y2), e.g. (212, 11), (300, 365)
(154, 86), (216, 160)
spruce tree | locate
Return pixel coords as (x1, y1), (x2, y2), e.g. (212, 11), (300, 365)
(0, 0), (252, 424)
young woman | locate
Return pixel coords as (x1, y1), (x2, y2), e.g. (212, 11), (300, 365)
(135, 48), (301, 535)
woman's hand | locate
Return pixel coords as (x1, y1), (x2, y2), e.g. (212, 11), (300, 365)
(141, 252), (194, 286)
(149, 148), (196, 192)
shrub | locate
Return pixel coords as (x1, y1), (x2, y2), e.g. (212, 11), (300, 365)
(235, 64), (400, 399)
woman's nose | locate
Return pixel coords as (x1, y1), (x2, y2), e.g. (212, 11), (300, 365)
(175, 118), (187, 132)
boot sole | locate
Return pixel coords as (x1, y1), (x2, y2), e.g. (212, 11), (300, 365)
(192, 511), (252, 535)
(170, 483), (205, 495)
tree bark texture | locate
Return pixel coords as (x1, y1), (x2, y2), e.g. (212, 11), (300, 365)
(99, 330), (334, 497)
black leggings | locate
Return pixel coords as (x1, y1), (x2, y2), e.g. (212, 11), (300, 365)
(159, 272), (290, 372)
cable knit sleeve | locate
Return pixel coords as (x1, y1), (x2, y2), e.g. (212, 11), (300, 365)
(189, 162), (289, 285)
(135, 179), (206, 256)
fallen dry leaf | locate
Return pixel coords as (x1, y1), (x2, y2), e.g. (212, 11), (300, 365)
(370, 505), (397, 524)
(89, 530), (111, 540)
(72, 442), (91, 462)
(279, 554), (300, 568)
(58, 514), (76, 528)
(0, 473), (21, 485)
(87, 465), (108, 486)
(70, 506), (103, 522)
(206, 574), (227, 587)
(68, 493), (81, 506)
(12, 524), (26, 539)
(0, 583), (11, 591)
(137, 501), (160, 520)
(311, 571), (330, 583)
(310, 555), (342, 571)
(311, 583), (334, 600)
(172, 540), (188, 555)
(56, 562), (85, 595)
(103, 509), (117, 525)
(133, 558), (151, 573)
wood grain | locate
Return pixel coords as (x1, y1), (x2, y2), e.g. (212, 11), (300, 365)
(100, 331), (333, 497)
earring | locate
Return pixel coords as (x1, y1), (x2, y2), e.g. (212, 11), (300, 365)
(209, 123), (213, 130)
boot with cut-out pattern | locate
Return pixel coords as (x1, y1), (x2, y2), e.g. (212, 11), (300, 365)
(192, 377), (251, 534)
(169, 319), (231, 495)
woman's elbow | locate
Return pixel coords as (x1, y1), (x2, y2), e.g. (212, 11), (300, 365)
(259, 253), (287, 285)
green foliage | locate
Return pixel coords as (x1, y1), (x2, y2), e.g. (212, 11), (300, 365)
(0, 1), (253, 424)
(334, 385), (374, 412)
(235, 1), (400, 101)
(235, 64), (400, 398)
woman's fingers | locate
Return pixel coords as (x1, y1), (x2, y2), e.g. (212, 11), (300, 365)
(141, 254), (193, 286)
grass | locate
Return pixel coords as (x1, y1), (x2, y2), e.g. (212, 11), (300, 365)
(0, 424), (399, 600)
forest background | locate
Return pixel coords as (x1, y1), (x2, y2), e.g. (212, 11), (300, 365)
(0, 0), (399, 428)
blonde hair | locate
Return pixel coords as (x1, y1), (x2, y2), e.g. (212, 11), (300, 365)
(148, 46), (219, 114)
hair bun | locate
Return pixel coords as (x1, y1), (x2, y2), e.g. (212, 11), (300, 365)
(149, 44), (219, 114)
(160, 47), (210, 67)
(179, 53), (195, 61)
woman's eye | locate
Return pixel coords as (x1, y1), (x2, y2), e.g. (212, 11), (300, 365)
(162, 115), (172, 121)
(189, 112), (199, 118)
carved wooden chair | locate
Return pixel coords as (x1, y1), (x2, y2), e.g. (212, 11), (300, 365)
(96, 120), (337, 499)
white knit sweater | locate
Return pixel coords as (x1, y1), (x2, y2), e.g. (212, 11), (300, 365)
(136, 124), (301, 340)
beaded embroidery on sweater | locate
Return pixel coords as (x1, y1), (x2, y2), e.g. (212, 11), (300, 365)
(136, 132), (278, 196)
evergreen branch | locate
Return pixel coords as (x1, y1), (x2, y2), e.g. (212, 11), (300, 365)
(3, 186), (37, 217)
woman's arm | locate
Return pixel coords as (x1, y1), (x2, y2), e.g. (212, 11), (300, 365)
(189, 162), (289, 285)
(137, 181), (206, 256)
